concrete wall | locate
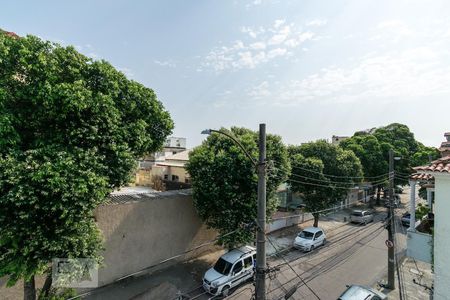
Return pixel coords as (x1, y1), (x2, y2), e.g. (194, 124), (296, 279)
(95, 191), (218, 286)
(406, 229), (432, 263)
(433, 174), (450, 300)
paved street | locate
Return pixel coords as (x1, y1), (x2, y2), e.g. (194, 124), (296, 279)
(81, 195), (414, 300)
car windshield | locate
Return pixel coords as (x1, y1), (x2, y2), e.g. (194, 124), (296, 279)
(213, 258), (233, 275)
(298, 230), (314, 239)
(352, 211), (363, 217)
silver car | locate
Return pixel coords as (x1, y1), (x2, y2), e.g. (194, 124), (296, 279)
(338, 284), (387, 300)
(350, 210), (374, 225)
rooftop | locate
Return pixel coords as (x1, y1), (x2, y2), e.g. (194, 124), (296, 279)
(165, 149), (191, 162)
(221, 246), (256, 263)
(414, 155), (450, 174)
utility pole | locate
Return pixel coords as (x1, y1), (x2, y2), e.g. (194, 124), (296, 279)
(255, 123), (267, 300)
(387, 149), (395, 290)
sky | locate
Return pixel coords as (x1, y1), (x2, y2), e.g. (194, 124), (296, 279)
(2, 0), (449, 148)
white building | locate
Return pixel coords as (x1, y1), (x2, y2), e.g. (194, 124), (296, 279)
(408, 151), (450, 299)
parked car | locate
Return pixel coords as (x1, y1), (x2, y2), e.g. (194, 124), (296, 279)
(395, 186), (404, 194)
(294, 226), (326, 252)
(202, 246), (256, 296)
(350, 210), (374, 225)
(338, 284), (387, 300)
(401, 212), (411, 226)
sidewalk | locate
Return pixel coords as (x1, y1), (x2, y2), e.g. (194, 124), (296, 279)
(379, 256), (433, 300)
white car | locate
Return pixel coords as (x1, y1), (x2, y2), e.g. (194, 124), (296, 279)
(338, 284), (387, 300)
(294, 227), (326, 252)
(202, 246), (256, 296)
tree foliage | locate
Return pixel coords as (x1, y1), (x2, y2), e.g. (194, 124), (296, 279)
(186, 127), (290, 248)
(288, 141), (363, 226)
(0, 32), (173, 291)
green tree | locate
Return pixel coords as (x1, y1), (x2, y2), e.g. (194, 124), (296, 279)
(340, 134), (388, 206)
(186, 127), (290, 248)
(288, 141), (363, 227)
(411, 143), (440, 167)
(0, 32), (173, 299)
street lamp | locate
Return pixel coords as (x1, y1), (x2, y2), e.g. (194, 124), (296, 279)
(201, 125), (267, 300)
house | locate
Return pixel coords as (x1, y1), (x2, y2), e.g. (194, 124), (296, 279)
(407, 132), (450, 300)
(153, 149), (191, 190)
(135, 137), (187, 186)
(331, 135), (349, 145)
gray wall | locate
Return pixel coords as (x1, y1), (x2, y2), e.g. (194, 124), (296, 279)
(95, 191), (219, 286)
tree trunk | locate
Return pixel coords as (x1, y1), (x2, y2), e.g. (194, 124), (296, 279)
(24, 276), (36, 300)
(40, 273), (53, 298)
(376, 187), (381, 206)
(313, 213), (319, 227)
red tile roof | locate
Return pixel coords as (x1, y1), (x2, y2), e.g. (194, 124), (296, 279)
(410, 173), (434, 181)
(414, 155), (450, 174)
(0, 29), (19, 38)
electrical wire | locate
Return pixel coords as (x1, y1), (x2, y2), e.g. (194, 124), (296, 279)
(255, 219), (322, 300)
(289, 162), (390, 179)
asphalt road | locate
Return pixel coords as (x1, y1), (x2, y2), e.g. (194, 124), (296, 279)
(189, 209), (407, 300)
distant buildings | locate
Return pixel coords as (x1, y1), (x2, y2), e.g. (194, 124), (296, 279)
(439, 132), (450, 157)
(331, 135), (349, 145)
(135, 137), (191, 190)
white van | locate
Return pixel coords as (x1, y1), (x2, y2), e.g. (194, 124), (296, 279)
(202, 246), (256, 296)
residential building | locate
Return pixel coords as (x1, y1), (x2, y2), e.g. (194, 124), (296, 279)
(137, 137), (187, 169)
(407, 132), (450, 300)
(331, 135), (349, 145)
(439, 132), (450, 157)
(135, 137), (187, 186)
(154, 149), (191, 190)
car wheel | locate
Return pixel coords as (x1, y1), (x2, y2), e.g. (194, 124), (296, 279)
(310, 245), (315, 252)
(322, 238), (326, 246)
(222, 285), (231, 297)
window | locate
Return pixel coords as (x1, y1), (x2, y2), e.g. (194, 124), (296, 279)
(298, 230), (314, 240)
(232, 260), (243, 274)
(172, 175), (179, 182)
(164, 174), (168, 180)
(315, 231), (323, 239)
(213, 258), (233, 275)
(244, 256), (253, 269)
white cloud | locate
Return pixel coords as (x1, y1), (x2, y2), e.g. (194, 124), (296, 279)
(249, 42), (266, 50)
(203, 20), (315, 71)
(267, 48), (287, 59)
(154, 59), (176, 68)
(268, 25), (291, 45)
(274, 19), (286, 29)
(247, 47), (450, 105)
(306, 19), (328, 27)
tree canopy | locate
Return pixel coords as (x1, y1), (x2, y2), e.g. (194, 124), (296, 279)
(288, 140), (363, 226)
(0, 32), (173, 297)
(186, 127), (290, 248)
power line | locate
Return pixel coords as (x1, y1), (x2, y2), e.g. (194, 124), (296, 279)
(290, 163), (389, 179)
(253, 218), (322, 300)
